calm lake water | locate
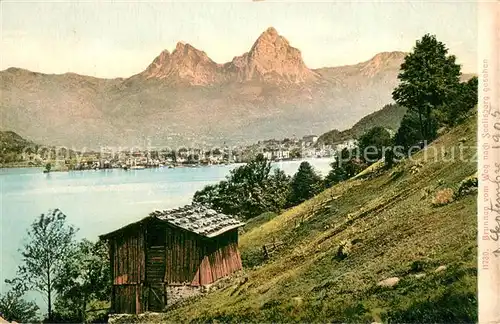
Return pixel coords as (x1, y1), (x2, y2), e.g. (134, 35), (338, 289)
(0, 158), (333, 294)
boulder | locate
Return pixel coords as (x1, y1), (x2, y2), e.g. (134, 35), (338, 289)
(377, 277), (400, 287)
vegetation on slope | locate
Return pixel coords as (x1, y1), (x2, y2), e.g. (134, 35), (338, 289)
(0, 130), (36, 165)
(315, 103), (407, 146)
(120, 114), (477, 323)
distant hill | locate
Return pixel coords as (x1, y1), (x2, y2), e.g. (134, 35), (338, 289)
(316, 103), (407, 146)
(0, 130), (36, 165)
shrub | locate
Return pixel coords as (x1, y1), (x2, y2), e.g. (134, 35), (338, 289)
(456, 175), (478, 198)
(241, 248), (266, 268)
(431, 188), (454, 207)
(409, 162), (423, 174)
(410, 260), (426, 273)
(335, 240), (352, 260)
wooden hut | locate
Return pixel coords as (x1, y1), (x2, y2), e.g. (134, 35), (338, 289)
(99, 204), (245, 314)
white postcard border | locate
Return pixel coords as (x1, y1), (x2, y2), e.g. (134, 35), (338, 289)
(478, 1), (500, 323)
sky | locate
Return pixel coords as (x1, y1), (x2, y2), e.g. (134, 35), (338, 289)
(1, 1), (478, 78)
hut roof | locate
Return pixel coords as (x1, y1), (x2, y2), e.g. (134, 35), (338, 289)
(100, 204), (245, 239)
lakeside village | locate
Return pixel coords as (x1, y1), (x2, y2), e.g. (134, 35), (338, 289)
(38, 135), (357, 171)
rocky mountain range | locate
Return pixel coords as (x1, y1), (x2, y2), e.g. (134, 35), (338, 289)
(1, 27), (411, 149)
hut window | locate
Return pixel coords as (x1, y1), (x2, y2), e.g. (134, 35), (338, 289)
(148, 225), (165, 248)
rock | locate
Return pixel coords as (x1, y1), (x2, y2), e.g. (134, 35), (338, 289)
(435, 265), (447, 272)
(414, 273), (426, 279)
(377, 277), (400, 287)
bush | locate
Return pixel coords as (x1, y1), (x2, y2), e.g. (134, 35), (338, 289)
(335, 240), (352, 260)
(456, 175), (478, 198)
(241, 248), (266, 268)
(431, 188), (454, 207)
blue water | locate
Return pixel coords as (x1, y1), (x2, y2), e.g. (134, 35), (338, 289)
(0, 159), (332, 302)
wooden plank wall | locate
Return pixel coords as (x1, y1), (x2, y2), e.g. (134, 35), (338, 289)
(164, 226), (202, 285)
(198, 229), (243, 286)
(163, 226), (242, 286)
(112, 228), (145, 285)
(110, 226), (145, 314)
(113, 285), (137, 314)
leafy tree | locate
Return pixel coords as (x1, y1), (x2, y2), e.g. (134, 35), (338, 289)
(53, 239), (110, 322)
(5, 209), (78, 321)
(265, 169), (291, 212)
(324, 164), (348, 188)
(193, 154), (291, 219)
(288, 162), (322, 206)
(358, 126), (393, 164)
(45, 162), (52, 172)
(393, 112), (423, 151)
(392, 34), (461, 142)
(290, 147), (302, 159)
(324, 148), (368, 188)
(0, 290), (39, 323)
(438, 76), (478, 126)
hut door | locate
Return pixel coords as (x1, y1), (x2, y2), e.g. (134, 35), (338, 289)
(148, 284), (164, 312)
(146, 225), (166, 311)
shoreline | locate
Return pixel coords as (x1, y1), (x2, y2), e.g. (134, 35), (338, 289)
(0, 157), (333, 173)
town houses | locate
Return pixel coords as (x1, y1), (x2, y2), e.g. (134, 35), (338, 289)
(48, 134), (358, 171)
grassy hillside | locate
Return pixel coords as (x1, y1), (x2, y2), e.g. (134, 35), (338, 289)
(117, 116), (477, 323)
(316, 104), (407, 146)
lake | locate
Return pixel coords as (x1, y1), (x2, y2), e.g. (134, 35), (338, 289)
(0, 158), (333, 295)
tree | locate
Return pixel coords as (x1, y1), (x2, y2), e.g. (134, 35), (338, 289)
(0, 290), (39, 323)
(438, 76), (478, 126)
(324, 163), (348, 188)
(45, 162), (52, 173)
(53, 239), (110, 322)
(290, 147), (302, 159)
(265, 169), (291, 212)
(392, 34), (461, 142)
(324, 148), (368, 188)
(358, 126), (393, 164)
(288, 162), (322, 206)
(6, 209), (77, 321)
(193, 154), (291, 219)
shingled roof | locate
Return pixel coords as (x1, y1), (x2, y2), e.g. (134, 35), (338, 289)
(100, 204), (245, 239)
(149, 204), (245, 238)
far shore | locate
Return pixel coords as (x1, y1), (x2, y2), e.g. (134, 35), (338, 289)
(0, 157), (333, 174)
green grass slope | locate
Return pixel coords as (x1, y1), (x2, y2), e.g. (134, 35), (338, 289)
(123, 116), (478, 323)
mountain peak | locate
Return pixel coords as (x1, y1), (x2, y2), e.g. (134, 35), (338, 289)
(370, 51), (407, 62)
(262, 26), (278, 37)
(357, 51), (407, 77)
(174, 41), (199, 53)
(252, 26), (289, 51)
(141, 42), (223, 85)
(176, 41), (186, 49)
(227, 27), (318, 84)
